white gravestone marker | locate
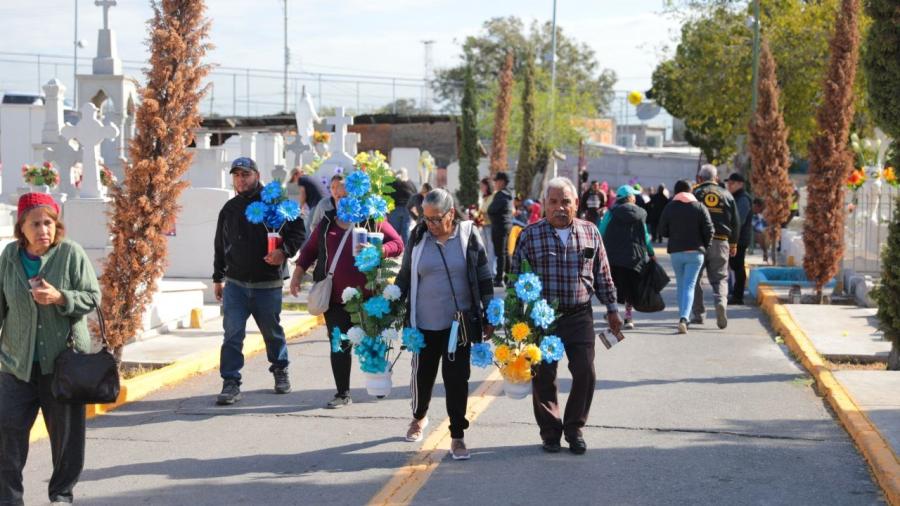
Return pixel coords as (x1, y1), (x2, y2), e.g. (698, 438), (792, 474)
(61, 102), (119, 199)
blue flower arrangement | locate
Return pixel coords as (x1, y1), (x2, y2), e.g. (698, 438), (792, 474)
(337, 197), (367, 224)
(363, 295), (391, 319)
(530, 299), (557, 330)
(245, 201), (268, 224)
(486, 298), (505, 326)
(261, 181), (283, 203)
(276, 200), (301, 221)
(515, 272), (542, 303)
(401, 327), (426, 353)
(354, 246), (382, 273)
(345, 171), (371, 198)
(539, 335), (564, 363)
(364, 195), (389, 221)
(355, 336), (389, 373)
(471, 342), (493, 368)
(242, 180), (302, 235)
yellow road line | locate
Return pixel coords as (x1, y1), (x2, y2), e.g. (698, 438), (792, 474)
(368, 369), (504, 506)
(28, 314), (323, 443)
(757, 287), (900, 505)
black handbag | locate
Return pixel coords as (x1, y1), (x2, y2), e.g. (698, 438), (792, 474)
(51, 301), (120, 404)
(435, 241), (483, 358)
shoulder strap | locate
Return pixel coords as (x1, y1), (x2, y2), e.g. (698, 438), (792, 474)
(435, 242), (461, 312)
(328, 228), (351, 276)
(67, 294), (109, 350)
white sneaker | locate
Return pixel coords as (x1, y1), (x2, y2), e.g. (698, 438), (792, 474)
(405, 416), (429, 442)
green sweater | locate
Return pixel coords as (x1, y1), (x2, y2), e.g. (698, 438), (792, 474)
(0, 238), (101, 381)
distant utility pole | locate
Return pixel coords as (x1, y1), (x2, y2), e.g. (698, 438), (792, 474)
(549, 0), (558, 147)
(282, 0), (289, 114)
(422, 40), (435, 113)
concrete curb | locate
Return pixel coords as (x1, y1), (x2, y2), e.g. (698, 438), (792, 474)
(29, 314), (324, 443)
(757, 286), (900, 505)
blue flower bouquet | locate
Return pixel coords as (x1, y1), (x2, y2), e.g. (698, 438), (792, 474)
(244, 181), (302, 252)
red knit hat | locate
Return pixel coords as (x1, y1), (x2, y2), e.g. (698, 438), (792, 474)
(17, 192), (61, 219)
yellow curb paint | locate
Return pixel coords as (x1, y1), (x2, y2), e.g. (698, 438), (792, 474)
(28, 314), (324, 443)
(367, 369), (504, 506)
(757, 286), (900, 505)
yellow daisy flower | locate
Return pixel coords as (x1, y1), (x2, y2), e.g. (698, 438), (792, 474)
(511, 322), (531, 342)
(523, 344), (542, 363)
(494, 344), (512, 364)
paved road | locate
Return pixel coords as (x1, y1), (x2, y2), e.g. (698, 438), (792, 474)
(21, 254), (884, 505)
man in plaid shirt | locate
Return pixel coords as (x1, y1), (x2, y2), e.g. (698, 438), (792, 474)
(511, 177), (622, 455)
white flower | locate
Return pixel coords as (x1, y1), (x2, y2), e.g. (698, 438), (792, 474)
(382, 284), (401, 301)
(341, 287), (360, 303)
(347, 326), (366, 345)
(381, 328), (400, 342)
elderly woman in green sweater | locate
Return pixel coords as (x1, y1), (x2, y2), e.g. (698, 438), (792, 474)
(0, 193), (100, 506)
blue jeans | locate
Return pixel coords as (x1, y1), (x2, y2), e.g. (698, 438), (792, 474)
(387, 207), (411, 246)
(220, 282), (289, 382)
(670, 251), (705, 321)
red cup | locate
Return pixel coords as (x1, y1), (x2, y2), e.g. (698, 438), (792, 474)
(267, 232), (283, 254)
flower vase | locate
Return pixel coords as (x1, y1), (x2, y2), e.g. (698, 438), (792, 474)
(267, 232), (283, 254)
(352, 227), (369, 252)
(365, 371), (393, 397)
(503, 379), (531, 400)
(367, 231), (384, 249)
(29, 184), (51, 194)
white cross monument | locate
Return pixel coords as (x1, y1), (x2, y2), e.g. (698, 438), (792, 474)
(62, 102), (119, 199)
(321, 107), (355, 172)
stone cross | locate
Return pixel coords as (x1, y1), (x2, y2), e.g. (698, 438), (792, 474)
(284, 134), (309, 169)
(62, 102), (119, 199)
(44, 139), (82, 196)
(95, 0), (117, 30)
(322, 107), (355, 170)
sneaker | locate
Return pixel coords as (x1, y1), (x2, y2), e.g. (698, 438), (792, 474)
(690, 314), (704, 325)
(450, 438), (471, 460)
(216, 379), (241, 405)
(715, 302), (728, 329)
(678, 318), (688, 334)
(406, 416), (429, 442)
(273, 368), (291, 394)
(326, 395), (352, 409)
(623, 318), (634, 330)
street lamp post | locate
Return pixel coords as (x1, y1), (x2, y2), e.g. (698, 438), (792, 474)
(549, 0), (558, 152)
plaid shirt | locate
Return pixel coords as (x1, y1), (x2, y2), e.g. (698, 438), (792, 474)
(511, 218), (618, 313)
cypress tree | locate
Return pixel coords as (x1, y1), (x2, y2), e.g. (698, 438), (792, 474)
(101, 0), (211, 352)
(865, 0), (900, 369)
(489, 51), (514, 175)
(457, 64), (480, 207)
(748, 38), (793, 264)
(802, 0), (861, 302)
(515, 56), (538, 196)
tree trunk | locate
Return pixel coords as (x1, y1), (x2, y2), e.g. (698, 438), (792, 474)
(889, 339), (899, 371)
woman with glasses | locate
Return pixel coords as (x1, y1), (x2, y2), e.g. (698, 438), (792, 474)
(395, 189), (494, 460)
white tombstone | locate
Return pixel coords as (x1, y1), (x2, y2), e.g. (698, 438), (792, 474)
(165, 187), (233, 278)
(220, 135), (243, 164)
(37, 79), (80, 197)
(445, 161), (460, 194)
(345, 132), (361, 157)
(197, 132), (212, 149)
(185, 146), (229, 189)
(256, 132), (284, 175)
(239, 132), (256, 160)
(0, 100), (45, 198)
(284, 134), (307, 170)
(390, 148), (421, 185)
(62, 102), (119, 199)
(320, 107), (355, 173)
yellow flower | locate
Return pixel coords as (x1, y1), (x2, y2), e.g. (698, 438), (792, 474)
(494, 344), (511, 364)
(522, 344), (542, 363)
(354, 152), (370, 166)
(511, 322), (531, 342)
(884, 167), (896, 184)
(508, 354), (533, 382)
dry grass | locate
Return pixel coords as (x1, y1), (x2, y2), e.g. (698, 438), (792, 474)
(825, 359), (888, 371)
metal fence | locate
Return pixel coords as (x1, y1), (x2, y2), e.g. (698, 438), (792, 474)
(844, 179), (898, 275)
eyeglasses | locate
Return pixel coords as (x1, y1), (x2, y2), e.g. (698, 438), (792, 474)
(423, 210), (451, 224)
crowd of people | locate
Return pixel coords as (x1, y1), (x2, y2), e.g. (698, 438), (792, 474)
(0, 157), (776, 503)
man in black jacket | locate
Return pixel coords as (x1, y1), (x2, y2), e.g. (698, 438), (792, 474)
(212, 157), (306, 405)
(487, 171), (514, 286)
(692, 164), (740, 329)
(726, 172), (752, 304)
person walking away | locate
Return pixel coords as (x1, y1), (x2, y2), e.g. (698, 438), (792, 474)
(387, 168), (417, 246)
(395, 189), (493, 460)
(296, 174), (324, 240)
(290, 193), (403, 408)
(478, 177), (496, 278)
(512, 177), (622, 455)
(658, 180), (714, 333)
(598, 185), (655, 329)
(751, 199), (769, 263)
(691, 164), (740, 329)
(0, 193), (101, 505)
(647, 184), (669, 243)
(725, 173), (752, 304)
(213, 157), (307, 405)
(487, 172), (514, 287)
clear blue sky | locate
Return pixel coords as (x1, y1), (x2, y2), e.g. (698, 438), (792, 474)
(0, 0), (681, 116)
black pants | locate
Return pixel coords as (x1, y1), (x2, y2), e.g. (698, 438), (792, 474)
(531, 308), (596, 442)
(729, 244), (747, 301)
(491, 225), (510, 283)
(324, 304), (353, 398)
(410, 328), (471, 439)
(0, 369), (85, 506)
